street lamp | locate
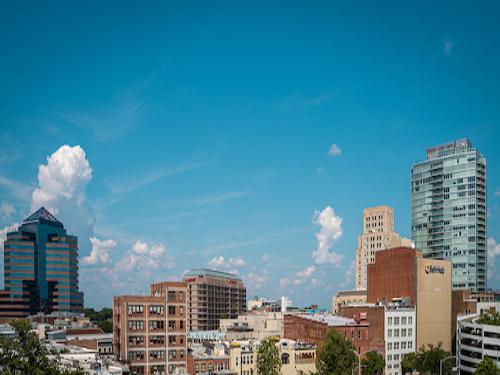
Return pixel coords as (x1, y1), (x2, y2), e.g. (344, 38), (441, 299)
(439, 355), (457, 375)
(351, 349), (365, 375)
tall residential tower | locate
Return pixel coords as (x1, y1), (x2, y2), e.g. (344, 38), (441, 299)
(411, 139), (487, 291)
(0, 207), (84, 318)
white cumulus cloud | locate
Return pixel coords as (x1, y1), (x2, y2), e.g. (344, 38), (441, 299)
(488, 237), (500, 279)
(0, 201), (15, 220)
(340, 260), (356, 288)
(296, 265), (315, 278)
(31, 145), (94, 253)
(114, 240), (175, 277)
(82, 237), (117, 265)
(328, 144), (342, 156)
(208, 256), (247, 270)
(245, 272), (269, 290)
(312, 206), (344, 266)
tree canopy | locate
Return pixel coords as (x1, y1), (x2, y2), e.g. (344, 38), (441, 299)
(401, 343), (452, 375)
(316, 329), (357, 375)
(83, 307), (113, 333)
(361, 351), (385, 375)
(477, 310), (500, 326)
(256, 337), (281, 375)
(0, 319), (84, 375)
(476, 356), (500, 375)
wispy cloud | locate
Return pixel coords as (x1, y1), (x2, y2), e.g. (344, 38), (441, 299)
(0, 177), (33, 202)
(494, 189), (500, 197)
(276, 93), (333, 112)
(443, 38), (456, 55)
(183, 190), (249, 206)
(107, 158), (213, 195)
(203, 227), (306, 255)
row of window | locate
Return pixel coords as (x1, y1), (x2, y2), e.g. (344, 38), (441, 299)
(387, 341), (413, 350)
(387, 328), (413, 338)
(194, 362), (227, 373)
(387, 316), (413, 326)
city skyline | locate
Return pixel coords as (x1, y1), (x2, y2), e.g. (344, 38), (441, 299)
(1, 2), (500, 309)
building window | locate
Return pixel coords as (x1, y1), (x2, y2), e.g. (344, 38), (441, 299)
(282, 353), (290, 365)
(408, 317), (413, 325)
(401, 317), (407, 325)
(388, 317), (392, 326)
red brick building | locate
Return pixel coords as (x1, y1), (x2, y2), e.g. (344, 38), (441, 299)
(283, 313), (379, 357)
(367, 247), (421, 305)
(338, 305), (385, 354)
(113, 282), (188, 375)
(186, 345), (231, 375)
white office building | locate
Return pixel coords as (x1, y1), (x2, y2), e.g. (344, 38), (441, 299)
(385, 306), (416, 375)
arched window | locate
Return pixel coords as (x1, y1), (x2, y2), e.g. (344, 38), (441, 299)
(281, 353), (290, 365)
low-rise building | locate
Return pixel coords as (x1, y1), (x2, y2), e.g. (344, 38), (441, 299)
(220, 312), (283, 341)
(280, 340), (316, 375)
(384, 305), (416, 375)
(187, 344), (230, 375)
(228, 340), (258, 375)
(332, 290), (367, 315)
(283, 313), (378, 356)
(227, 339), (315, 375)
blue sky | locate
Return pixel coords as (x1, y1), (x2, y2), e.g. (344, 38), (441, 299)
(0, 1), (499, 309)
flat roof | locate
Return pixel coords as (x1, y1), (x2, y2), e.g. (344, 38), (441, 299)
(184, 268), (242, 281)
(299, 314), (356, 326)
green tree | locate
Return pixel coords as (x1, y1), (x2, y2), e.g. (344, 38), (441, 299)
(477, 310), (500, 326)
(0, 319), (84, 375)
(476, 356), (500, 375)
(401, 352), (418, 374)
(84, 307), (113, 332)
(257, 337), (281, 375)
(316, 329), (357, 375)
(400, 344), (452, 375)
(361, 351), (385, 375)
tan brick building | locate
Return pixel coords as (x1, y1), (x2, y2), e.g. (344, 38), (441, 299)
(355, 206), (412, 290)
(183, 269), (246, 331)
(113, 282), (188, 375)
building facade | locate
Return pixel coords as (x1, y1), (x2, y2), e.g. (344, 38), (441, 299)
(332, 290), (367, 315)
(411, 138), (487, 291)
(220, 311), (283, 341)
(0, 207), (84, 318)
(456, 313), (500, 374)
(384, 306), (416, 375)
(113, 282), (188, 375)
(183, 269), (246, 331)
(283, 313), (384, 356)
(355, 206), (412, 291)
(187, 344), (230, 375)
(367, 246), (452, 351)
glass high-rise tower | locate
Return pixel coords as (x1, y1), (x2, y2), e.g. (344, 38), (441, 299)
(0, 207), (84, 317)
(411, 139), (487, 291)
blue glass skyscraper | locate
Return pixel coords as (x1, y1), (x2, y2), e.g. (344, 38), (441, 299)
(0, 207), (84, 317)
